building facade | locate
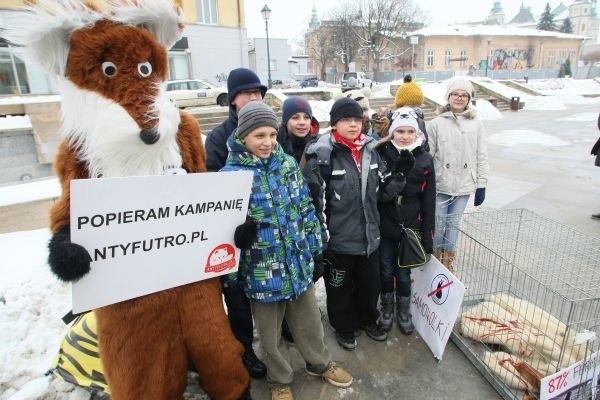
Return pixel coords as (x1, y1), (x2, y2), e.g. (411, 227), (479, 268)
(305, 0), (591, 82)
(0, 0), (249, 94)
(412, 25), (585, 72)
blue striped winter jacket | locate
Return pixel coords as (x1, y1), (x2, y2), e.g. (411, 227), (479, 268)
(220, 130), (323, 303)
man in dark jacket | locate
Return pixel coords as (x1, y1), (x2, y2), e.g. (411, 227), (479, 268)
(592, 111), (600, 220)
(204, 67), (267, 378)
(205, 68), (267, 172)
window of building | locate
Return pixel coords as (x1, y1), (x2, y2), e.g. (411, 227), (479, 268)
(460, 49), (467, 67)
(548, 50), (555, 66)
(444, 49), (451, 66)
(582, 23), (586, 32)
(559, 49), (566, 63)
(168, 51), (191, 80)
(0, 47), (30, 94)
(197, 0), (218, 24)
(270, 59), (277, 71)
(569, 50), (576, 60)
(427, 49), (434, 67)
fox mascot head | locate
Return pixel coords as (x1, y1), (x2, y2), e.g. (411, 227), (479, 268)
(3, 1), (251, 398)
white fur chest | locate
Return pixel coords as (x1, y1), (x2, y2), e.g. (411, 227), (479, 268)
(59, 79), (183, 178)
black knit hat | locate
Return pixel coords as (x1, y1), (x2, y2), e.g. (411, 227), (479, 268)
(227, 68), (267, 104)
(329, 97), (363, 126)
(236, 102), (279, 140)
(282, 96), (312, 128)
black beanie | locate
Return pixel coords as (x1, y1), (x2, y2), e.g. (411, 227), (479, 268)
(330, 97), (363, 126)
(227, 68), (267, 104)
(282, 96), (313, 128)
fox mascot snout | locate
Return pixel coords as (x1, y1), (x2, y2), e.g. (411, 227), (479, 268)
(3, 1), (251, 398)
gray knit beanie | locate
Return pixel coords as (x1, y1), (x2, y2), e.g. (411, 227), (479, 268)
(236, 102), (279, 139)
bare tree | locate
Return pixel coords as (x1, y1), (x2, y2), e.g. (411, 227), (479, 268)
(305, 26), (334, 81)
(354, 0), (425, 80)
(328, 2), (360, 72)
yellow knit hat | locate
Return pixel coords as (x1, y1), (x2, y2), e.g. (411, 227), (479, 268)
(394, 75), (424, 108)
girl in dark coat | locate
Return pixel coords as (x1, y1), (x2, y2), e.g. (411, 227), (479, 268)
(375, 107), (436, 334)
(277, 96), (320, 163)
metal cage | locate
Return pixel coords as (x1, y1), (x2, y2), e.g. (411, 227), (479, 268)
(444, 209), (600, 400)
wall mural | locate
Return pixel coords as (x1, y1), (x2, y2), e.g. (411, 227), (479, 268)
(490, 48), (534, 70)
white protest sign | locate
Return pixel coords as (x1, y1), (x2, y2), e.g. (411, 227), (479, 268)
(410, 257), (466, 360)
(70, 172), (253, 313)
(541, 350), (600, 400)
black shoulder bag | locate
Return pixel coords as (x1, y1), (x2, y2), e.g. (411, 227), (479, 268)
(397, 224), (429, 269)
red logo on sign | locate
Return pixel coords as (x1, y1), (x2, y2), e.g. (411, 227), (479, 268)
(205, 244), (237, 273)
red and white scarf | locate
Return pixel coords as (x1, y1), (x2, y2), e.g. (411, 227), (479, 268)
(332, 130), (367, 172)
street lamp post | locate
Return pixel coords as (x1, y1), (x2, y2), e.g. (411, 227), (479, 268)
(261, 4), (272, 89)
(486, 37), (491, 78)
(409, 36), (418, 76)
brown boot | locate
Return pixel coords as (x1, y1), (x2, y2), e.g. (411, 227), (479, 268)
(443, 250), (456, 274)
(433, 247), (444, 264)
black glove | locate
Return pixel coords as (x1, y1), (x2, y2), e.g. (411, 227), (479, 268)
(591, 138), (600, 156)
(474, 187), (486, 206)
(393, 149), (415, 177)
(312, 253), (324, 283)
(48, 225), (92, 282)
(234, 216), (257, 250)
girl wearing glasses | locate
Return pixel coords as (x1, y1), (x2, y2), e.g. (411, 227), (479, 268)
(427, 78), (489, 273)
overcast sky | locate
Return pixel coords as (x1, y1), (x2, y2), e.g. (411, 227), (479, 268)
(244, 0), (563, 41)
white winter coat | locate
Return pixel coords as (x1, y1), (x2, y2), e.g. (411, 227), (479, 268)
(427, 107), (489, 196)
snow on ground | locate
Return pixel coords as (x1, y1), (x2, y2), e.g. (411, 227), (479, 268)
(0, 95), (61, 105)
(0, 229), (84, 400)
(488, 129), (571, 147)
(0, 178), (60, 207)
(0, 115), (32, 130)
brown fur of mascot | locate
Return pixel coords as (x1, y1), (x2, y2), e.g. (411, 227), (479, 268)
(4, 1), (250, 399)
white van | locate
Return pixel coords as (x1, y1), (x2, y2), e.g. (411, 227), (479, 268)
(341, 72), (373, 88)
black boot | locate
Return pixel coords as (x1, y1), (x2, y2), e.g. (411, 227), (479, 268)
(242, 347), (267, 379)
(396, 295), (415, 335)
(377, 292), (395, 332)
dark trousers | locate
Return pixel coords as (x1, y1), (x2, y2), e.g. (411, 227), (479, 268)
(222, 284), (254, 351)
(323, 250), (381, 335)
(379, 236), (412, 297)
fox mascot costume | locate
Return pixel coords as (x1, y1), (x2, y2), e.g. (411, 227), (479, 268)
(3, 1), (251, 399)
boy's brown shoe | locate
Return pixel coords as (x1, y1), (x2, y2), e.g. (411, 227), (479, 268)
(307, 362), (353, 388)
(271, 386), (293, 400)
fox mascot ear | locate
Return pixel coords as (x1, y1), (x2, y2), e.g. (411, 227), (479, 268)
(2, 0), (183, 77)
(110, 0), (184, 49)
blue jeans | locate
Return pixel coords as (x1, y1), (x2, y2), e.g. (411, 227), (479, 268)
(433, 193), (470, 251)
(379, 237), (411, 297)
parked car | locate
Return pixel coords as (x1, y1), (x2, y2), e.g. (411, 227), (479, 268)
(341, 71), (372, 88)
(298, 75), (319, 88)
(166, 79), (228, 108)
(272, 78), (299, 89)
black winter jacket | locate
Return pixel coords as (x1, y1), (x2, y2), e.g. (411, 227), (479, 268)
(377, 141), (436, 253)
(205, 107), (238, 172)
(303, 132), (406, 256)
